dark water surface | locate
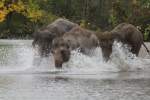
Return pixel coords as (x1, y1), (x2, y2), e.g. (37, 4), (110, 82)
(0, 40), (150, 100)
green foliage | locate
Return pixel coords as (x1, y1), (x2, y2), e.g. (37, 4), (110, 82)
(140, 0), (150, 8)
(79, 19), (100, 31)
(0, 0), (58, 38)
(0, 0), (150, 40)
(109, 13), (117, 27)
(144, 24), (150, 41)
(108, 1), (128, 27)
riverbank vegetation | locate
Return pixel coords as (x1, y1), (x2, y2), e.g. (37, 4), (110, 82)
(0, 0), (150, 41)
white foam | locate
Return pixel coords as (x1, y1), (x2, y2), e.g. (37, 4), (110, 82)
(0, 40), (150, 74)
(110, 41), (150, 72)
(61, 41), (150, 74)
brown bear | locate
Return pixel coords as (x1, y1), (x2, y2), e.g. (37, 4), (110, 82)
(96, 23), (150, 61)
(32, 18), (78, 57)
(51, 26), (99, 68)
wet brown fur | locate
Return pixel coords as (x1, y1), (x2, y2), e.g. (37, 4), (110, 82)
(52, 26), (99, 68)
(32, 18), (78, 57)
(96, 23), (145, 61)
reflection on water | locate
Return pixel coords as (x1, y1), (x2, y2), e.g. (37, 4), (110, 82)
(0, 40), (150, 100)
(0, 74), (150, 100)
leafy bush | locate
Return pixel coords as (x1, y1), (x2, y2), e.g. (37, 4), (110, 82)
(144, 24), (150, 41)
(0, 0), (149, 41)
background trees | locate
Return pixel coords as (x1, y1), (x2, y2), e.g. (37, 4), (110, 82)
(0, 0), (150, 40)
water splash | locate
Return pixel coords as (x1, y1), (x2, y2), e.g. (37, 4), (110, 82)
(110, 41), (150, 72)
(62, 48), (119, 74)
(61, 41), (150, 74)
(0, 41), (34, 72)
(0, 40), (150, 74)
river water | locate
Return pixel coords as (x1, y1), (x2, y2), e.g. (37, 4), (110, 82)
(0, 40), (150, 100)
